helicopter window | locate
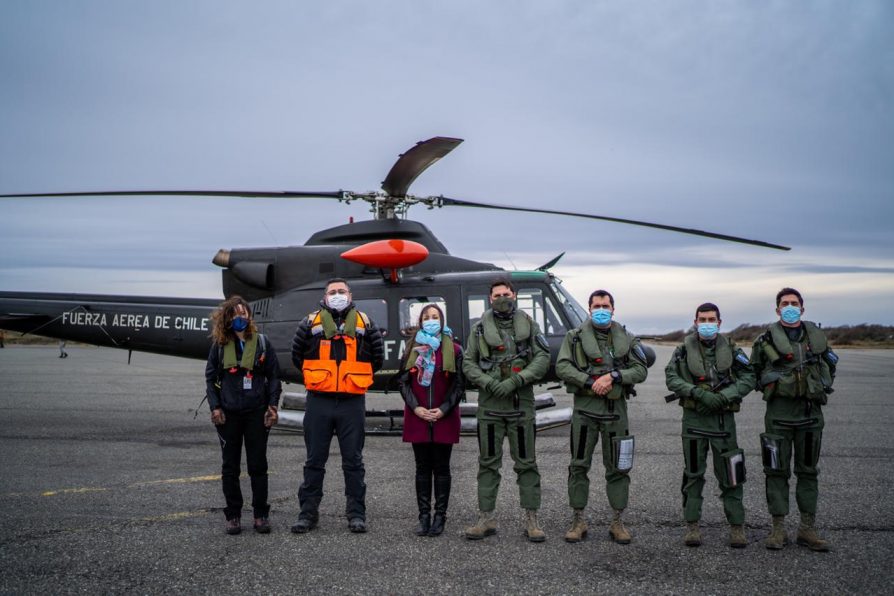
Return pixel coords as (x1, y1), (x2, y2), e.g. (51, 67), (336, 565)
(516, 289), (548, 334)
(400, 296), (446, 337)
(355, 299), (388, 336)
(551, 280), (587, 326)
(543, 295), (567, 335)
(467, 294), (489, 329)
(467, 290), (566, 335)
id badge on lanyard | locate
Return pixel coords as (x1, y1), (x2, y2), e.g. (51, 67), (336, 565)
(243, 372), (253, 390)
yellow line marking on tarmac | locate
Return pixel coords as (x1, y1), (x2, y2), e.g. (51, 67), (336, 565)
(41, 487), (109, 497)
(140, 510), (208, 523)
(26, 472), (275, 498)
(133, 474), (221, 486)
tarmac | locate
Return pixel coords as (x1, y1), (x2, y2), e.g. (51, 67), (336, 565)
(0, 345), (892, 595)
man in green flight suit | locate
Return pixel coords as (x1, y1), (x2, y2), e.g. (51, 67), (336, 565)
(665, 302), (755, 548)
(463, 278), (550, 542)
(752, 288), (837, 551)
(555, 289), (648, 544)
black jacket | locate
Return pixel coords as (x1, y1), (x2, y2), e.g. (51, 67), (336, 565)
(291, 303), (385, 376)
(205, 334), (282, 413)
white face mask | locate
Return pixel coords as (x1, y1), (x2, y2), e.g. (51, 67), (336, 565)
(326, 293), (350, 312)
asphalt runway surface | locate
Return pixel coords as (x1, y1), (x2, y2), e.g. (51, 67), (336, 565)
(1, 345), (892, 595)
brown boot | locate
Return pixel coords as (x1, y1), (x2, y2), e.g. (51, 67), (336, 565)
(609, 509), (631, 544)
(797, 513), (830, 552)
(729, 524), (747, 548)
(684, 521), (701, 547)
(564, 509), (588, 543)
(765, 515), (788, 550)
(524, 509), (546, 543)
(464, 510), (497, 540)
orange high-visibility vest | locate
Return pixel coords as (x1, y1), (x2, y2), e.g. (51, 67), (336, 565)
(302, 311), (374, 395)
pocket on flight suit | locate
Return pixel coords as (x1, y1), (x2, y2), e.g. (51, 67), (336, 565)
(720, 448), (746, 487)
(611, 435), (635, 474)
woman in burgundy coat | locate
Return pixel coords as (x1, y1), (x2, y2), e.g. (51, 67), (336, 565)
(397, 304), (464, 537)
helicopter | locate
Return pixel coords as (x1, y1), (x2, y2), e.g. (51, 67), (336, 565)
(0, 136), (788, 433)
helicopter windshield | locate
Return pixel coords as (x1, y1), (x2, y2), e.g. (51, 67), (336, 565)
(550, 280), (588, 326)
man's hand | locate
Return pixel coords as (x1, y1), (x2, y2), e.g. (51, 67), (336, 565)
(487, 378), (510, 399)
(211, 408), (226, 426)
(264, 406), (278, 428)
(591, 374), (614, 396)
(693, 389), (729, 414)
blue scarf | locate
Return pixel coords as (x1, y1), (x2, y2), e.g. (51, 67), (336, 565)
(413, 326), (452, 388)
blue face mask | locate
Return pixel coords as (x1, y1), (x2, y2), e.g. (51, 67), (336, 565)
(231, 316), (249, 332)
(697, 323), (719, 339)
(780, 305), (801, 325)
(591, 308), (612, 326)
(421, 320), (441, 336)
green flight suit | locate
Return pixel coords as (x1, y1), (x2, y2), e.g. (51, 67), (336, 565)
(751, 321), (836, 517)
(665, 334), (755, 525)
(555, 321), (648, 511)
(463, 309), (550, 512)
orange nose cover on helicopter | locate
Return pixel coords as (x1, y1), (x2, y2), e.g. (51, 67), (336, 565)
(341, 240), (429, 281)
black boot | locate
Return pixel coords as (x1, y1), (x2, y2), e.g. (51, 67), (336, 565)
(428, 473), (451, 537)
(415, 472), (432, 536)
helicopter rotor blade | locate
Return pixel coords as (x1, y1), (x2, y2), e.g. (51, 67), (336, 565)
(436, 196), (791, 251)
(0, 190), (347, 200)
(381, 137), (464, 198)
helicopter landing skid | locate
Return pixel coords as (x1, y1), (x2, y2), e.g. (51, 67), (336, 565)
(275, 391), (571, 436)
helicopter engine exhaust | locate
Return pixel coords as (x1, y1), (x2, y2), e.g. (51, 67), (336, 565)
(340, 239), (429, 283)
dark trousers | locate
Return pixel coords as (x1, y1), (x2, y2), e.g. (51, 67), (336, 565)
(299, 393), (366, 520)
(412, 443), (453, 478)
(216, 407), (270, 520)
(413, 443), (453, 515)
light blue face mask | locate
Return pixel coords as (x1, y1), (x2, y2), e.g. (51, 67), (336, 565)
(591, 308), (612, 326)
(780, 305), (801, 324)
(697, 322), (719, 339)
(421, 320), (442, 336)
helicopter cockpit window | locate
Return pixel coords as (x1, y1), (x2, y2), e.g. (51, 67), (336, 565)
(354, 299), (388, 337)
(468, 289), (566, 336)
(518, 288), (567, 335)
(551, 280), (588, 326)
(400, 296), (446, 337)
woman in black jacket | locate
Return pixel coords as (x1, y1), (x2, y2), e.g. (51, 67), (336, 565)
(205, 296), (281, 535)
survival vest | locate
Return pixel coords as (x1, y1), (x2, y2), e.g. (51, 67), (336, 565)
(473, 310), (535, 378)
(213, 334), (269, 398)
(301, 308), (374, 395)
(757, 321), (834, 402)
(566, 321), (636, 400)
(674, 333), (744, 412)
(218, 333), (267, 376)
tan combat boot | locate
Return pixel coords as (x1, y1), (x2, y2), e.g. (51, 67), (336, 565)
(729, 524), (747, 548)
(564, 509), (588, 543)
(765, 515), (788, 550)
(524, 509), (546, 543)
(464, 510), (497, 540)
(684, 521), (702, 547)
(797, 513), (830, 552)
(609, 509), (631, 544)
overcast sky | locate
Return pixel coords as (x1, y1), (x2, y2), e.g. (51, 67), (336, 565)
(1, 1), (892, 333)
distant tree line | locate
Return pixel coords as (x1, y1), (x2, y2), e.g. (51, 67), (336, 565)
(653, 323), (894, 346)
